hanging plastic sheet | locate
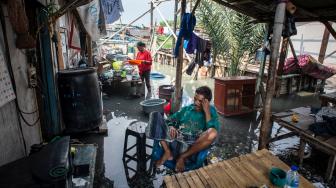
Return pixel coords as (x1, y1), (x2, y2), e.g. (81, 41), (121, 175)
(77, 0), (102, 41)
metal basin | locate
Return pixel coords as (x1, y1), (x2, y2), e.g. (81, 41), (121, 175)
(140, 98), (166, 114)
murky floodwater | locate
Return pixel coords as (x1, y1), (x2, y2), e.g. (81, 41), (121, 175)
(94, 63), (334, 187)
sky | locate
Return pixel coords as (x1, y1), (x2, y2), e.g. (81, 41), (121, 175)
(119, 0), (175, 26)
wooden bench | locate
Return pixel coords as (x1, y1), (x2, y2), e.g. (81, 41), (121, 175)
(271, 107), (336, 181)
(164, 149), (314, 188)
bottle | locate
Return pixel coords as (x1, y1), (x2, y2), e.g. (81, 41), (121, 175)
(285, 165), (300, 188)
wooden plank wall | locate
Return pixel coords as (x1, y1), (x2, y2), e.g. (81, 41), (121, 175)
(0, 5), (42, 166)
(0, 101), (25, 166)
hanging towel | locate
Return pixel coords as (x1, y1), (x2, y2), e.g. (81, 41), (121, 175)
(174, 13), (196, 57)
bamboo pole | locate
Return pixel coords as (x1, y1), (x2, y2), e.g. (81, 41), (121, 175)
(172, 0), (178, 65)
(318, 27), (330, 63)
(258, 1), (286, 150)
(172, 0), (186, 113)
(152, 34), (173, 56)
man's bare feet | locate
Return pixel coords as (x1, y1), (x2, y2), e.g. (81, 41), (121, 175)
(175, 157), (186, 172)
(156, 151), (173, 167)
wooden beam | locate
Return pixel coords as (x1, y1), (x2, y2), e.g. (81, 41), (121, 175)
(322, 21), (336, 40)
(172, 0), (186, 113)
(231, 0), (252, 5)
(259, 1), (286, 150)
(277, 37), (289, 76)
(318, 27), (330, 63)
(269, 132), (296, 143)
(211, 0), (262, 21)
(56, 32), (65, 70)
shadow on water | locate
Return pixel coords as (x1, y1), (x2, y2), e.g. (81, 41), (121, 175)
(91, 63), (334, 187)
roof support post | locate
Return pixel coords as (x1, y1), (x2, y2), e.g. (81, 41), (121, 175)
(318, 27), (330, 64)
(258, 1), (286, 150)
(172, 0), (186, 113)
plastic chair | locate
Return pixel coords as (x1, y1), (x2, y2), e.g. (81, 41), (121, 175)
(151, 140), (209, 172)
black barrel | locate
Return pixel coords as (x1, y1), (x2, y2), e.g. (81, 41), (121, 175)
(58, 68), (102, 133)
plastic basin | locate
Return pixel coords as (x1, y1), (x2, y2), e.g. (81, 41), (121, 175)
(140, 98), (166, 114)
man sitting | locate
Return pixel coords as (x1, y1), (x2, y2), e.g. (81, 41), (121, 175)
(146, 86), (219, 172)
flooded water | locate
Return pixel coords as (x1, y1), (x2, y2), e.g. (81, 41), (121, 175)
(93, 63), (334, 187)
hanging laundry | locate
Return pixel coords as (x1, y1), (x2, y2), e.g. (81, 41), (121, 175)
(194, 37), (207, 67)
(101, 0), (124, 24)
(174, 13), (196, 57)
(185, 32), (199, 54)
(77, 0), (102, 41)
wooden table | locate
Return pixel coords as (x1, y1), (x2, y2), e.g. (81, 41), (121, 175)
(164, 149), (313, 188)
(320, 92), (336, 106)
(272, 107), (336, 180)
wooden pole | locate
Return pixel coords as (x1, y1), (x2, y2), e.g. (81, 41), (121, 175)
(277, 37), (289, 76)
(87, 35), (93, 66)
(275, 37), (289, 97)
(172, 0), (186, 113)
(288, 38), (297, 60)
(318, 27), (330, 63)
(258, 1), (286, 150)
(150, 2), (154, 35)
(189, 0), (192, 12)
(172, 0), (178, 60)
